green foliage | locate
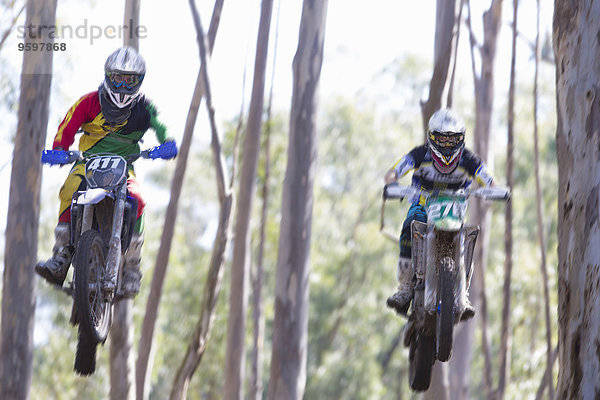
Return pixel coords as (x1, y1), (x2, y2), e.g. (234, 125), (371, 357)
(28, 48), (559, 400)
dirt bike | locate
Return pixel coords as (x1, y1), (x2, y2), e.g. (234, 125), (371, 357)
(40, 141), (177, 375)
(382, 183), (509, 391)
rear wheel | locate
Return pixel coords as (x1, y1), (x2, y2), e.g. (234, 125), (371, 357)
(408, 334), (435, 391)
(437, 256), (455, 361)
(74, 328), (97, 375)
(74, 230), (112, 344)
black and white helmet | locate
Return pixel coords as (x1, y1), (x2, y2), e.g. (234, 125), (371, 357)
(103, 46), (146, 108)
(427, 108), (466, 174)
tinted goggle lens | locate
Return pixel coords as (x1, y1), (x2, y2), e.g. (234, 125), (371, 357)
(430, 131), (464, 147)
(108, 73), (141, 89)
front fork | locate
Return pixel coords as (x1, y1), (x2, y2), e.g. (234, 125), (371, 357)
(77, 186), (126, 296)
(104, 185), (126, 294)
(411, 222), (479, 318)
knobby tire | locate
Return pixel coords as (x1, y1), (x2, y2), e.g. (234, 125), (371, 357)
(408, 334), (435, 391)
(74, 328), (97, 375)
(437, 256), (454, 362)
(74, 229), (111, 374)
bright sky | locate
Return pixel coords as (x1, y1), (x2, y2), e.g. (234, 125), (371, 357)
(0, 0), (554, 256)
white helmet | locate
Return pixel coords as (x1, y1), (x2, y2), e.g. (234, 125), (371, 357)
(103, 46), (146, 108)
(427, 109), (466, 174)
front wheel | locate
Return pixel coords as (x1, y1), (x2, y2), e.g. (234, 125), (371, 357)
(436, 256), (455, 362)
(74, 230), (112, 344)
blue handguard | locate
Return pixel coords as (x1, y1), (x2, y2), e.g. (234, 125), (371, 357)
(41, 149), (79, 165)
(148, 141), (178, 160)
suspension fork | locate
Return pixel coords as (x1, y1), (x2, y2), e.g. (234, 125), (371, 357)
(411, 220), (428, 314)
(104, 184), (127, 294)
(463, 226), (480, 287)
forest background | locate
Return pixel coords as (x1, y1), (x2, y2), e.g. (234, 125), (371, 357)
(0, 0), (567, 399)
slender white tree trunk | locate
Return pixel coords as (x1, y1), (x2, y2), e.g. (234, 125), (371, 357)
(223, 1), (274, 398)
(169, 3), (233, 399)
(136, 2), (225, 399)
(533, 1), (555, 398)
(497, 1), (517, 396)
(458, 1), (503, 397)
(267, 1), (328, 398)
(110, 4), (142, 399)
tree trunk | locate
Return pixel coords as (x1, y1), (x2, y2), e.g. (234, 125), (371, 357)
(110, 4), (142, 399)
(0, 0), (56, 398)
(0, 3), (25, 51)
(423, 363), (449, 400)
(266, 1), (328, 398)
(533, 0), (554, 398)
(497, 1), (517, 397)
(554, 1), (600, 399)
(249, 27), (279, 397)
(110, 303), (136, 400)
(449, 322), (472, 400)
(449, 1), (503, 397)
(420, 0), (459, 136)
(458, 1), (503, 398)
(136, 2), (224, 399)
(124, 0), (141, 50)
(168, 1), (234, 399)
(419, 1), (460, 395)
(224, 1), (274, 398)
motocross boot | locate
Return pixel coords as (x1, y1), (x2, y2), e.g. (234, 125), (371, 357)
(121, 233), (143, 298)
(460, 261), (476, 321)
(35, 223), (73, 286)
(386, 257), (414, 316)
(461, 299), (475, 321)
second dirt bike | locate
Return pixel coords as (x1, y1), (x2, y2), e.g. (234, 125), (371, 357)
(383, 183), (509, 391)
(41, 141), (177, 375)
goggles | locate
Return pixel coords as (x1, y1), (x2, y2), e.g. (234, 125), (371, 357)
(429, 131), (464, 148)
(107, 72), (143, 90)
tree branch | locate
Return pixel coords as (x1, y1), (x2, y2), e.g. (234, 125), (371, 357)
(0, 4), (25, 53)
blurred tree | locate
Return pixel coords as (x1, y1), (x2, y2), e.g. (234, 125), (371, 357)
(554, 1), (600, 398)
(249, 9), (281, 393)
(421, 1), (461, 397)
(136, 1), (225, 399)
(532, 0), (555, 398)
(496, 1), (517, 398)
(109, 2), (143, 399)
(0, 0), (57, 398)
(455, 1), (504, 397)
(420, 0), (460, 139)
(267, 0), (328, 398)
(224, 0), (274, 398)
(0, 1), (25, 52)
(168, 1), (234, 399)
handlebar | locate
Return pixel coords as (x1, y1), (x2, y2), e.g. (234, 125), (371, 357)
(41, 141), (178, 166)
(383, 183), (510, 202)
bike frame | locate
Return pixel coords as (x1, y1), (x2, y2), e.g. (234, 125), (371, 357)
(40, 143), (178, 375)
(382, 184), (508, 327)
(410, 194), (479, 328)
(76, 185), (127, 295)
(382, 183), (509, 391)
(73, 154), (130, 298)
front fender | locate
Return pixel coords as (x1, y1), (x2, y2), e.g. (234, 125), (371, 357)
(77, 188), (113, 205)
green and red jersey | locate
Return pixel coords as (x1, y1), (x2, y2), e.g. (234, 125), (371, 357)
(53, 90), (168, 155)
